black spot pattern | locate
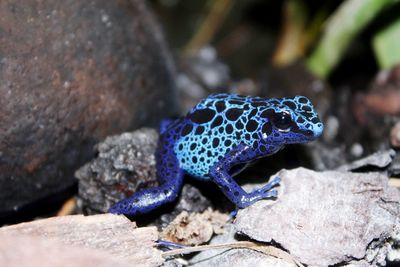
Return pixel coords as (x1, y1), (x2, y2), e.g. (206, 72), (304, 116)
(262, 123), (272, 136)
(188, 108), (216, 124)
(181, 124), (193, 136)
(246, 120), (258, 132)
(195, 126), (205, 135)
(226, 124), (234, 134)
(211, 115), (223, 127)
(226, 108), (243, 121)
(170, 93), (322, 180)
(215, 101), (226, 112)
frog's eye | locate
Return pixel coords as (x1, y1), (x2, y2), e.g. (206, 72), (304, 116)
(273, 111), (292, 132)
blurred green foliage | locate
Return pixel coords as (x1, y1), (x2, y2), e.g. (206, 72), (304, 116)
(150, 0), (400, 80)
(373, 16), (400, 70)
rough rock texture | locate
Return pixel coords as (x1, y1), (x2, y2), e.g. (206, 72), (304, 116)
(76, 128), (159, 214)
(235, 168), (400, 267)
(0, 0), (176, 218)
(336, 149), (395, 171)
(189, 224), (296, 267)
(161, 209), (228, 246)
(157, 184), (212, 227)
(76, 128), (211, 222)
(0, 235), (133, 267)
(193, 249), (291, 267)
(0, 214), (162, 266)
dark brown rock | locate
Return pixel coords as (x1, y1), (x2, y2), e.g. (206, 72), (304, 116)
(0, 0), (177, 219)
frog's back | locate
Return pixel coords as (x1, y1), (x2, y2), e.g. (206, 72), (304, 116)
(168, 93), (277, 180)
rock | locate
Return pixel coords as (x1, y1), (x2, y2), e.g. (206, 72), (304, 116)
(336, 149), (396, 172)
(76, 128), (211, 223)
(0, 235), (133, 267)
(235, 168), (400, 267)
(0, 0), (176, 219)
(157, 184), (212, 227)
(189, 224), (297, 267)
(193, 248), (293, 267)
(161, 209), (228, 246)
(76, 128), (159, 214)
(0, 214), (162, 266)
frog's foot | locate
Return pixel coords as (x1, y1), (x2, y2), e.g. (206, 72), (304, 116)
(156, 240), (189, 250)
(235, 177), (280, 208)
(237, 189), (277, 208)
(257, 176), (281, 192)
(228, 209), (239, 220)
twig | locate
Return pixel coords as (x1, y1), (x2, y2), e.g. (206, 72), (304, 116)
(184, 0), (234, 55)
(273, 0), (308, 67)
(389, 178), (400, 188)
(57, 197), (76, 216)
(162, 240), (304, 267)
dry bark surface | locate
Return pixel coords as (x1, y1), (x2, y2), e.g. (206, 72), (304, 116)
(0, 214), (163, 267)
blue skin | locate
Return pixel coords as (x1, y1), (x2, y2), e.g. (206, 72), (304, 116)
(109, 93), (323, 216)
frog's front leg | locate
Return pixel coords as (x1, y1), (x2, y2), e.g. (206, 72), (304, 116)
(209, 143), (281, 209)
(109, 141), (184, 216)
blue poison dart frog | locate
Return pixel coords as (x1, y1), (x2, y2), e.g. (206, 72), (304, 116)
(109, 93), (323, 216)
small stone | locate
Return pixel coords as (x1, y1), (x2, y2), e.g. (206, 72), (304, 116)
(161, 208), (229, 246)
(75, 128), (159, 214)
(336, 149), (395, 172)
(350, 143), (364, 158)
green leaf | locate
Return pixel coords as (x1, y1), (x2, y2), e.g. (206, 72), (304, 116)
(373, 16), (400, 70)
(306, 0), (400, 79)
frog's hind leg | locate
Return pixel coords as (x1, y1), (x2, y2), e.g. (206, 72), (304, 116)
(108, 141), (184, 216)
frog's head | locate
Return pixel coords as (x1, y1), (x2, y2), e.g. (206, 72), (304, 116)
(262, 96), (323, 144)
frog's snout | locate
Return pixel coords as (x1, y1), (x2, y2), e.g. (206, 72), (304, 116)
(300, 115), (324, 141)
(313, 121), (324, 138)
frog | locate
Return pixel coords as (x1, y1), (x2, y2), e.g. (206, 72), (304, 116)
(109, 93), (323, 216)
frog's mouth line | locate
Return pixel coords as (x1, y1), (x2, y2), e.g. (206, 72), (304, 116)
(273, 121), (323, 144)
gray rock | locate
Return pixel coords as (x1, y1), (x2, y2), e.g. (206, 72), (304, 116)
(157, 184), (212, 228)
(76, 129), (159, 214)
(336, 149), (396, 171)
(190, 224), (296, 267)
(192, 249), (292, 267)
(235, 168), (400, 267)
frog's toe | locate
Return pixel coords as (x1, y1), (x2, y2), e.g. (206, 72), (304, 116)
(254, 188), (278, 200)
(259, 176), (281, 192)
(260, 188), (278, 198)
(271, 176), (281, 185)
(228, 209), (239, 219)
(156, 240), (189, 250)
